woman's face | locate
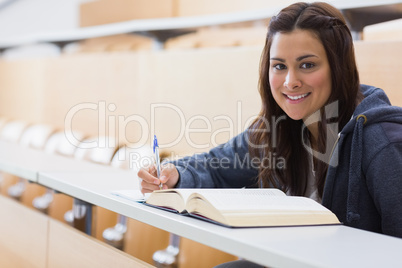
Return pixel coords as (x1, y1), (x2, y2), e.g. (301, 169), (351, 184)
(269, 29), (332, 122)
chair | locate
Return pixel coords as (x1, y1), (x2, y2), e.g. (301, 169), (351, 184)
(64, 136), (121, 237)
(16, 124), (56, 208)
(0, 120), (30, 197)
(45, 130), (86, 222)
(87, 136), (122, 240)
(0, 120), (29, 143)
(19, 124), (55, 149)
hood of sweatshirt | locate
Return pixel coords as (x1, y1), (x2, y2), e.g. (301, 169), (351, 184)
(336, 84), (402, 223)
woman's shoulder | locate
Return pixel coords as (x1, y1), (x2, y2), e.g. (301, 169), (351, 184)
(361, 120), (402, 171)
(363, 120), (402, 145)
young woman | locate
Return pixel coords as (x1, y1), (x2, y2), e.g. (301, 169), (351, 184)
(138, 2), (402, 239)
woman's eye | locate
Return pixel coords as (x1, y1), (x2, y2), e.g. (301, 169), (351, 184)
(300, 62), (315, 69)
(273, 64), (287, 70)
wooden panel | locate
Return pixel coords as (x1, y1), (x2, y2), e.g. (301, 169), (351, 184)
(48, 218), (155, 268)
(41, 48), (261, 155)
(73, 34), (156, 53)
(0, 59), (46, 124)
(80, 0), (174, 27)
(165, 27), (267, 49)
(94, 206), (119, 240)
(0, 173), (19, 196)
(354, 40), (402, 107)
(363, 18), (402, 41)
(177, 0), (295, 16)
(0, 48), (262, 155)
(123, 218), (170, 264)
(0, 195), (48, 268)
(178, 237), (238, 267)
(21, 182), (47, 209)
(48, 192), (74, 222)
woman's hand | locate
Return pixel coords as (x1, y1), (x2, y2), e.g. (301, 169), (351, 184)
(137, 163), (179, 194)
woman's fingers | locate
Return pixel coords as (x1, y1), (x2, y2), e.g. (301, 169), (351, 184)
(137, 163), (179, 194)
(160, 163), (179, 188)
(138, 166), (160, 193)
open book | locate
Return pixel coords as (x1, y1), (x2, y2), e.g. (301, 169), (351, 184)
(114, 188), (340, 228)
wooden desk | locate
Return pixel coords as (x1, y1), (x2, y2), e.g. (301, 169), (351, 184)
(1, 141), (402, 267)
(37, 171), (402, 268)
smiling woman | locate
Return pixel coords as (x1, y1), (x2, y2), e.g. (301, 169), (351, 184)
(250, 1), (364, 200)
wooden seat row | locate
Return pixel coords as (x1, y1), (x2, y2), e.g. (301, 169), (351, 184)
(363, 18), (402, 41)
(12, 16), (399, 55)
(0, 119), (237, 267)
(0, 194), (153, 268)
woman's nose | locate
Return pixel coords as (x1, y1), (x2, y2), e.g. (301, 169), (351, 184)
(283, 71), (302, 90)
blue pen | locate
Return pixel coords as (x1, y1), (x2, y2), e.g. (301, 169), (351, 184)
(153, 135), (163, 190)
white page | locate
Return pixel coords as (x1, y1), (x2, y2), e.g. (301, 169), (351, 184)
(197, 191), (327, 212)
(175, 188), (284, 202)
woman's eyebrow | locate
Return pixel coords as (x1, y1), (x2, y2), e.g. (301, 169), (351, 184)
(270, 55), (318, 62)
(270, 57), (285, 62)
(296, 54), (318, 61)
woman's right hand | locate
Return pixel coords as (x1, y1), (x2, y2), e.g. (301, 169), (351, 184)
(137, 163), (179, 194)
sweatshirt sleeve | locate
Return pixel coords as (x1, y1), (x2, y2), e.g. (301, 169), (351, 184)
(365, 141), (402, 238)
(171, 131), (259, 189)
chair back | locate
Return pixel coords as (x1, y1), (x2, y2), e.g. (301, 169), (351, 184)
(0, 120), (29, 143)
(19, 124), (55, 150)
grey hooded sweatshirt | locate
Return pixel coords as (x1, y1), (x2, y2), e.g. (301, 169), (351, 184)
(172, 85), (402, 238)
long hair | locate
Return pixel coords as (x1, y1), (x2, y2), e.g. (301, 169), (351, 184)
(249, 2), (362, 197)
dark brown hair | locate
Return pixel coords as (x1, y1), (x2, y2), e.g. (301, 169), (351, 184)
(249, 2), (362, 197)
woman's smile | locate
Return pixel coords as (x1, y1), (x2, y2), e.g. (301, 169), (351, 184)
(283, 92), (311, 102)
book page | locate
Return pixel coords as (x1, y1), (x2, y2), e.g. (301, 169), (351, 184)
(195, 190), (328, 212)
(173, 188), (285, 203)
(152, 189), (200, 202)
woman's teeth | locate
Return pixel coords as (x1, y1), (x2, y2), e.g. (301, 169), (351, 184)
(287, 93), (309, 100)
